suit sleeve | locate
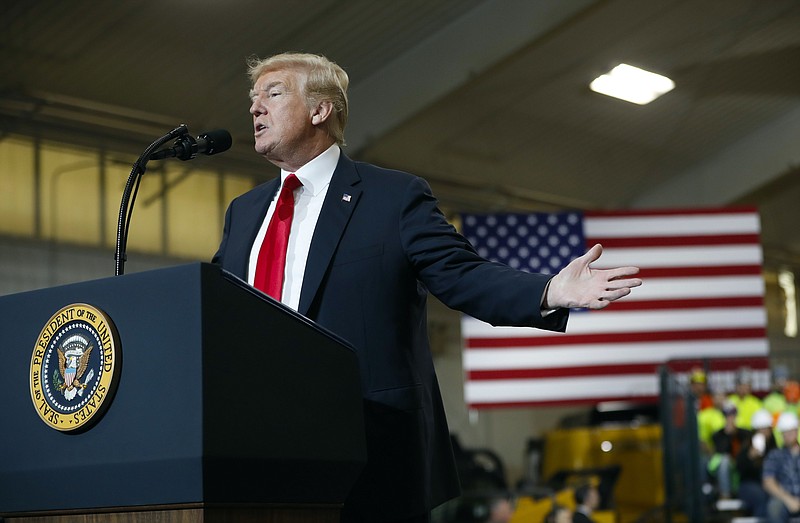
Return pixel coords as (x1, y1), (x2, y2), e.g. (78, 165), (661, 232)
(399, 176), (568, 331)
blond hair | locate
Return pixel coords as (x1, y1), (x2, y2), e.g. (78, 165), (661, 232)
(248, 52), (349, 146)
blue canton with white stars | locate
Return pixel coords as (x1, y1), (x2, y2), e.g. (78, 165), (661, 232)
(461, 212), (586, 275)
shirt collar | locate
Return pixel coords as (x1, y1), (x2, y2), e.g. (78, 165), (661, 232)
(280, 144), (340, 196)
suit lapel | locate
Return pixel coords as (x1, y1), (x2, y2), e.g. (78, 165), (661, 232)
(298, 155), (362, 316)
(232, 179), (279, 278)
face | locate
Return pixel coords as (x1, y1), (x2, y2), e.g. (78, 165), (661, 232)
(488, 499), (513, 523)
(690, 381), (706, 395)
(249, 68), (316, 167)
(555, 508), (571, 523)
(736, 381), (751, 396)
(585, 486), (600, 509)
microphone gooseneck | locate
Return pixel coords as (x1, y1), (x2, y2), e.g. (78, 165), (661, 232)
(115, 125), (231, 276)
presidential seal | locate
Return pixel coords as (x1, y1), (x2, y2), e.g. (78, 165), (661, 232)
(29, 303), (121, 432)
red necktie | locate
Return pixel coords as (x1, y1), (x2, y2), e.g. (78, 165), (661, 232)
(254, 174), (303, 300)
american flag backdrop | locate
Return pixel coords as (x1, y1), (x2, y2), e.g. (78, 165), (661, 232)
(460, 207), (770, 409)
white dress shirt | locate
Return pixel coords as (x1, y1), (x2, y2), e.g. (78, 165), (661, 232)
(247, 144), (339, 310)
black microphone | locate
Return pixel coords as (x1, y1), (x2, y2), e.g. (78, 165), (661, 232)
(149, 129), (232, 161)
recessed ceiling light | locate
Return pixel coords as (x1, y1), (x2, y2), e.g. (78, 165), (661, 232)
(589, 63), (675, 105)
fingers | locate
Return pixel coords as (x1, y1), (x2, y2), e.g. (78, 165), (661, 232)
(605, 277), (643, 290)
(602, 287), (632, 302)
(599, 277), (640, 305)
(549, 245), (642, 309)
(583, 287), (631, 309)
(586, 300), (612, 310)
(602, 265), (641, 280)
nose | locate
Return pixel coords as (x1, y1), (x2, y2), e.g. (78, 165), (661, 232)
(250, 96), (264, 116)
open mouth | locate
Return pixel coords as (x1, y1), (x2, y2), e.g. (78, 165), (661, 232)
(255, 123), (267, 134)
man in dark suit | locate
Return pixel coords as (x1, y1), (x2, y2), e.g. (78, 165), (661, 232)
(212, 52), (641, 523)
(572, 482), (600, 523)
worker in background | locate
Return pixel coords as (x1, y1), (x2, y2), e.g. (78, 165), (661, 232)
(763, 365), (790, 416)
(763, 412), (800, 523)
(728, 367), (763, 429)
(709, 402), (749, 499)
(572, 482), (600, 523)
(698, 389), (728, 455)
(690, 367), (713, 410)
(737, 409), (776, 518)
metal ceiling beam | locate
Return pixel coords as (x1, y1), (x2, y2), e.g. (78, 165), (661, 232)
(345, 0), (597, 155)
(631, 105), (800, 208)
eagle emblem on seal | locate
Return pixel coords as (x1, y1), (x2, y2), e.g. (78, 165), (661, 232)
(57, 335), (95, 401)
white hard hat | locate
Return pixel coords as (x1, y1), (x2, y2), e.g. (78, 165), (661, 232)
(751, 409), (773, 430)
(776, 412), (799, 433)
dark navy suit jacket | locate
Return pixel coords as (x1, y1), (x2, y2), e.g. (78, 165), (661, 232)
(213, 153), (569, 521)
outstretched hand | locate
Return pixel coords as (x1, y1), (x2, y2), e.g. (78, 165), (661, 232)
(544, 244), (641, 310)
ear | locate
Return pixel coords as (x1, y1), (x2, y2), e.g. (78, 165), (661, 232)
(310, 100), (333, 126)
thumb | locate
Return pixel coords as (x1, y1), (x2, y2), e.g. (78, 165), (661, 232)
(581, 243), (603, 264)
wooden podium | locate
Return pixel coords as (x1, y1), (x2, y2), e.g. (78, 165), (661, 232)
(0, 263), (366, 522)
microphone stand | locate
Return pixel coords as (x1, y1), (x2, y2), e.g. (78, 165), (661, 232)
(114, 124), (189, 276)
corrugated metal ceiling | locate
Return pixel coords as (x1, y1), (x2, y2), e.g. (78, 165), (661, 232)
(1, 0), (799, 260)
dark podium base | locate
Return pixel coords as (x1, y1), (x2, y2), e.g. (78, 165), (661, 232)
(2, 504), (341, 523)
(1, 264), (365, 518)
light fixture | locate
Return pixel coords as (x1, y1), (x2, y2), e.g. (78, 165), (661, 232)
(779, 269), (797, 338)
(590, 63), (675, 105)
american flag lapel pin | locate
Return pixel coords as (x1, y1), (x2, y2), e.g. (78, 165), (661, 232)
(342, 193), (352, 202)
